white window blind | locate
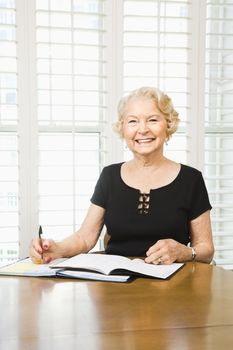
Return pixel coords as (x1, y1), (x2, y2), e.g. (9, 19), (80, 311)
(122, 0), (191, 163)
(0, 0), (232, 266)
(36, 0), (107, 241)
(0, 0), (18, 263)
(205, 1), (233, 267)
(122, 0), (233, 267)
(0, 0), (107, 262)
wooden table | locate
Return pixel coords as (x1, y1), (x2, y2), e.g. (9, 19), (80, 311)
(1, 262), (233, 350)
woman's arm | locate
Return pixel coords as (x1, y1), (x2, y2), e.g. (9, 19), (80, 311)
(188, 209), (214, 263)
(30, 203), (105, 263)
(145, 210), (214, 264)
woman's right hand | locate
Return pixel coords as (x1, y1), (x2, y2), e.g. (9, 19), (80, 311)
(29, 238), (62, 264)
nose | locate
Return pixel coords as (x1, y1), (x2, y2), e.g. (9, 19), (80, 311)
(138, 120), (149, 134)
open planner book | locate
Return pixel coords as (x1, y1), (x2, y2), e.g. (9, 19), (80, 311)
(0, 254), (184, 282)
(0, 257), (130, 282)
(50, 253), (184, 280)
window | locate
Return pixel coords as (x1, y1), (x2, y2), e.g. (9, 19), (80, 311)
(0, 0), (18, 264)
(205, 1), (233, 266)
(0, 0), (232, 267)
(0, 0), (107, 263)
(123, 0), (191, 163)
(36, 0), (107, 242)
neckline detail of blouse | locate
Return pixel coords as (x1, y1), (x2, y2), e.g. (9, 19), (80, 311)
(119, 162), (183, 193)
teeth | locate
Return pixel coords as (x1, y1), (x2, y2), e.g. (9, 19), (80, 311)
(137, 139), (153, 144)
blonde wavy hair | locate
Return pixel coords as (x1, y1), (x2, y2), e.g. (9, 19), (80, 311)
(113, 86), (180, 141)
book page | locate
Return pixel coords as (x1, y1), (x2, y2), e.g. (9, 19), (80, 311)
(57, 270), (130, 282)
(0, 258), (64, 277)
(129, 258), (184, 279)
(51, 254), (132, 275)
(51, 254), (183, 279)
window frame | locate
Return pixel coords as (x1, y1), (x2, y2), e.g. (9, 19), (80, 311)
(0, 0), (232, 266)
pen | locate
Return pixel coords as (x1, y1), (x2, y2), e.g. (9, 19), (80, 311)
(38, 225), (43, 260)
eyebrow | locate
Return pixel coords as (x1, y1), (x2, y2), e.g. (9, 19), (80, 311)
(126, 114), (161, 119)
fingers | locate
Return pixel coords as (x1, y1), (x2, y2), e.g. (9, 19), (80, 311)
(41, 239), (54, 263)
(33, 237), (43, 254)
(145, 251), (164, 264)
(145, 252), (171, 265)
(30, 238), (43, 264)
(41, 239), (50, 251)
(145, 239), (176, 265)
(30, 238), (53, 264)
(145, 240), (162, 263)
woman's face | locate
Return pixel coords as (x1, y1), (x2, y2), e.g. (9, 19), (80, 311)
(122, 97), (167, 157)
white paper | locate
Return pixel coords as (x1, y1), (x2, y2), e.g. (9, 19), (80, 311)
(51, 253), (184, 279)
(57, 269), (130, 282)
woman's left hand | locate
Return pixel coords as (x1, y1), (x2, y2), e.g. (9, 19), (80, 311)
(145, 239), (185, 265)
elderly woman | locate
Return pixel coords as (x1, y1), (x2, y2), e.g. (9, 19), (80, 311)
(30, 87), (214, 265)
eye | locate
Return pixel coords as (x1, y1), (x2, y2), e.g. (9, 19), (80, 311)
(148, 118), (158, 123)
(128, 119), (137, 124)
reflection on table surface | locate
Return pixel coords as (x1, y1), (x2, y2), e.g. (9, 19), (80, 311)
(1, 262), (233, 350)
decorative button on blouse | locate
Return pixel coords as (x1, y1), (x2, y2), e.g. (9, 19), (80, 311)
(138, 193), (150, 214)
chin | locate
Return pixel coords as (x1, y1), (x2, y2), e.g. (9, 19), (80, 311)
(135, 149), (156, 156)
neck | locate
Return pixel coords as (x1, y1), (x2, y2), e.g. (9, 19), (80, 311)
(131, 154), (167, 170)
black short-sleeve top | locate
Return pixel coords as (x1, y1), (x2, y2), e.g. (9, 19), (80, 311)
(91, 163), (212, 257)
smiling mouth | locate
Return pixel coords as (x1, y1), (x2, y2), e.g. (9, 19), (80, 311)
(135, 138), (155, 144)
